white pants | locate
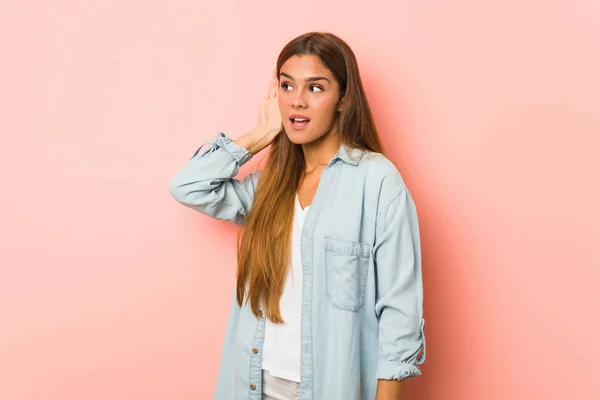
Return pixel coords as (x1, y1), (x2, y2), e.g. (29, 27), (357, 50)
(261, 370), (300, 400)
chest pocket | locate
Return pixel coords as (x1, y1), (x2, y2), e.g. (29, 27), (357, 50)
(324, 236), (371, 312)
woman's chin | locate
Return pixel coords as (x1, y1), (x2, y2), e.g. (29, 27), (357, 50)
(284, 130), (312, 145)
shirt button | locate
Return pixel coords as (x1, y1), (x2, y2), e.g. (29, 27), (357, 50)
(252, 348), (258, 354)
(250, 384), (256, 390)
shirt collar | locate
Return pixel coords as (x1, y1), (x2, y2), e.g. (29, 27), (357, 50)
(331, 143), (366, 166)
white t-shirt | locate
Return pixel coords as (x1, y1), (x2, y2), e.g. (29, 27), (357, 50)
(261, 194), (309, 382)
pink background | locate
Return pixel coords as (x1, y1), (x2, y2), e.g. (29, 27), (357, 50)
(1, 1), (599, 399)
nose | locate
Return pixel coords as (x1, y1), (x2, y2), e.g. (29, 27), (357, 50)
(292, 91), (307, 109)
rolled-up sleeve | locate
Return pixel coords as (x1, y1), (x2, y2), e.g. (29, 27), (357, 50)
(372, 186), (426, 380)
(168, 132), (259, 225)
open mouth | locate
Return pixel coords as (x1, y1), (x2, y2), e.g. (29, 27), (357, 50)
(290, 117), (310, 128)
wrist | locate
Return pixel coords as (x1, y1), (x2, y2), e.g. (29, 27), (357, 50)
(234, 126), (275, 156)
(253, 124), (280, 138)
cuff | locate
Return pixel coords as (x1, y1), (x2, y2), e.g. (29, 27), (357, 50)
(376, 359), (422, 380)
(191, 132), (253, 165)
(376, 318), (426, 380)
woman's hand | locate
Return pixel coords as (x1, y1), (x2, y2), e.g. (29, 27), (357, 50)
(234, 70), (283, 155)
(257, 70), (283, 138)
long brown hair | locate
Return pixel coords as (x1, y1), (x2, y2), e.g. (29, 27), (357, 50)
(236, 32), (383, 322)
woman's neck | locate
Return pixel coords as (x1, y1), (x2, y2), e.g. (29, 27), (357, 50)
(301, 129), (342, 172)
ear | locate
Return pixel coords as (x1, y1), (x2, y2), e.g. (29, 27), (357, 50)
(337, 97), (345, 112)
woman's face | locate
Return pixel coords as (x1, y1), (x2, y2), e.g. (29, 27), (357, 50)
(278, 55), (343, 145)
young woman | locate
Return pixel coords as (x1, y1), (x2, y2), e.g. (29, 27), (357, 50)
(169, 32), (426, 400)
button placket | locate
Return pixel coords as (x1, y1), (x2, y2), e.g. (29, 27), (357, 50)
(249, 307), (265, 397)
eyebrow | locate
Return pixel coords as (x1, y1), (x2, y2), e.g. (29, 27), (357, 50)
(279, 72), (330, 83)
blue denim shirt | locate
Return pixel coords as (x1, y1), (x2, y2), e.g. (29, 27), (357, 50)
(169, 132), (426, 400)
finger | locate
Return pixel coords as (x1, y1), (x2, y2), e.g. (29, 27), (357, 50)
(272, 68), (280, 98)
(270, 77), (278, 98)
(265, 78), (272, 99)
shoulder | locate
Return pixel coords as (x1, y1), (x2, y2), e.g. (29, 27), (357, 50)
(358, 150), (409, 212)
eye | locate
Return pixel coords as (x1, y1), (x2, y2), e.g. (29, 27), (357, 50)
(281, 82), (292, 91)
(309, 85), (324, 92)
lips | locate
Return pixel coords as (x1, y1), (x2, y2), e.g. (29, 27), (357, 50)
(290, 114), (310, 123)
(289, 114), (310, 130)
